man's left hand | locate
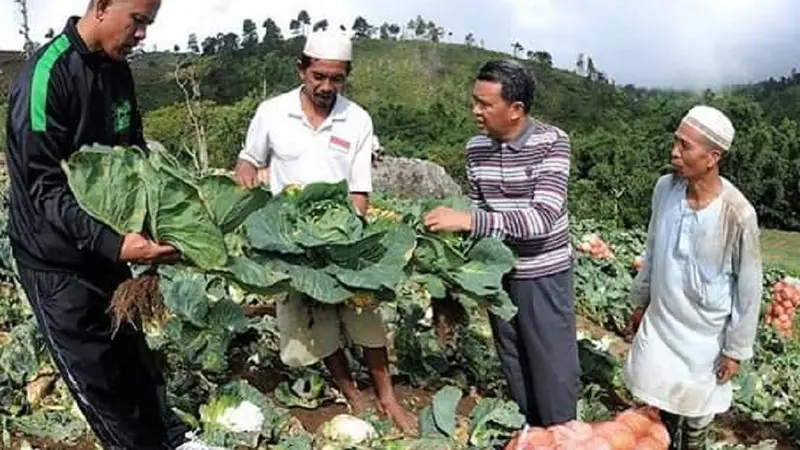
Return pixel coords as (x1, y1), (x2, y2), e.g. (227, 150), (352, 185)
(716, 356), (741, 384)
(423, 207), (472, 233)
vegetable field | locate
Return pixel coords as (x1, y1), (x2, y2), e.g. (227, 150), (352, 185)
(1, 146), (799, 450)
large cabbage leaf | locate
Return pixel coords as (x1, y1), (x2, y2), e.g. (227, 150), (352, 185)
(216, 257), (291, 294)
(408, 233), (518, 320)
(448, 238), (517, 296)
(273, 261), (352, 304)
(323, 224), (417, 292)
(148, 164), (228, 269)
(419, 385), (462, 439)
(244, 200), (304, 255)
(62, 144), (268, 271)
(197, 175), (269, 234)
(61, 145), (148, 234)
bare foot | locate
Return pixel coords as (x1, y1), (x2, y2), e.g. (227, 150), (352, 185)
(378, 398), (419, 435)
(344, 389), (368, 416)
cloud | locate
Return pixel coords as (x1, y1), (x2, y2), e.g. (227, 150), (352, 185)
(1, 0), (797, 89)
(496, 0), (799, 88)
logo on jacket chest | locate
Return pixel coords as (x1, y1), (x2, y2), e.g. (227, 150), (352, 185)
(112, 99), (131, 133)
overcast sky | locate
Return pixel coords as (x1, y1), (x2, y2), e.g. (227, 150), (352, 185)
(2, 0), (797, 89)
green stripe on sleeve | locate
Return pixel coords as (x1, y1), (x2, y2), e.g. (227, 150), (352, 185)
(30, 35), (71, 132)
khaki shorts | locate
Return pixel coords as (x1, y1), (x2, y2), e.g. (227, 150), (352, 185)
(277, 291), (387, 367)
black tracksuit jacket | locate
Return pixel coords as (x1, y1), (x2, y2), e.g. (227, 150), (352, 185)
(5, 16), (147, 276)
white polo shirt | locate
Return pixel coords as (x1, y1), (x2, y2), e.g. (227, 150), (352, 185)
(238, 86), (374, 196)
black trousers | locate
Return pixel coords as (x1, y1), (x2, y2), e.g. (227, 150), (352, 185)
(489, 268), (581, 427)
(16, 264), (189, 450)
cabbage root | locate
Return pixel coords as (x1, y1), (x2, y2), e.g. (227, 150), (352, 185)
(109, 273), (166, 331)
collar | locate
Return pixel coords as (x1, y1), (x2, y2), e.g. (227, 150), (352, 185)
(288, 85), (349, 122)
(503, 118), (536, 152)
(63, 16), (116, 65)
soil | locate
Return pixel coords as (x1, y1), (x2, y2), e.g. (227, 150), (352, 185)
(576, 315), (631, 359)
(228, 354), (481, 436)
(714, 410), (796, 449)
(7, 434), (96, 450)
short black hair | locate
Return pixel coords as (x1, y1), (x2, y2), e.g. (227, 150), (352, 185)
(475, 59), (536, 113)
(297, 54), (352, 76)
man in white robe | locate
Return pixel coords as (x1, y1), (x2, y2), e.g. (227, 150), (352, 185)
(623, 105), (764, 450)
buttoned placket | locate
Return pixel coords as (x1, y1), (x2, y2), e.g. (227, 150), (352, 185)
(295, 110), (337, 163)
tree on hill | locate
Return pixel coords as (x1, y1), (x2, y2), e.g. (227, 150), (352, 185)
(201, 36), (218, 55)
(379, 23), (390, 40)
(217, 32), (240, 56)
(352, 16), (374, 39)
(511, 42), (523, 58)
(465, 33), (476, 47)
(241, 19), (259, 50)
(261, 18), (283, 50)
(426, 21), (444, 43)
(412, 16), (427, 39)
(388, 24), (401, 40)
(313, 19), (328, 32)
(297, 10), (311, 36)
(378, 22), (403, 40)
(289, 19), (301, 37)
(187, 33), (200, 53)
(531, 51), (553, 67)
(586, 56), (597, 80)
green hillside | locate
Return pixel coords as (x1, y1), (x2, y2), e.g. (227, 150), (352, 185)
(2, 28), (799, 232)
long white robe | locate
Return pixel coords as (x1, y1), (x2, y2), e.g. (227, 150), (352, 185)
(623, 174), (763, 418)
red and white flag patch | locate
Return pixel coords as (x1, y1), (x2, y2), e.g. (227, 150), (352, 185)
(329, 135), (351, 153)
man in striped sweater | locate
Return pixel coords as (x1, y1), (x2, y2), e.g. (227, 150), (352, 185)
(423, 60), (580, 428)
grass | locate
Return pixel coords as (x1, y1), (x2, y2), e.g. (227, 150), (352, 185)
(761, 229), (800, 274)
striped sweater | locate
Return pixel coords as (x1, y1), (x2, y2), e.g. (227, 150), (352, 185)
(467, 118), (575, 279)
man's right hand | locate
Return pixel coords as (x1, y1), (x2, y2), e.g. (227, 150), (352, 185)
(118, 233), (180, 265)
(234, 159), (260, 189)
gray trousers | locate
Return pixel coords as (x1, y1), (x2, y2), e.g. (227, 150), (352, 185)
(489, 268), (581, 427)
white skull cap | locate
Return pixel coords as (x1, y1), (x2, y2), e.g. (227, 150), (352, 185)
(303, 29), (352, 61)
(681, 105), (735, 151)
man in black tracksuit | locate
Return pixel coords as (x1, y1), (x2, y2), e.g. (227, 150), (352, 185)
(4, 2), (216, 449)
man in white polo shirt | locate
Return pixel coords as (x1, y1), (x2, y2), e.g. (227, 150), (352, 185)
(233, 30), (417, 434)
